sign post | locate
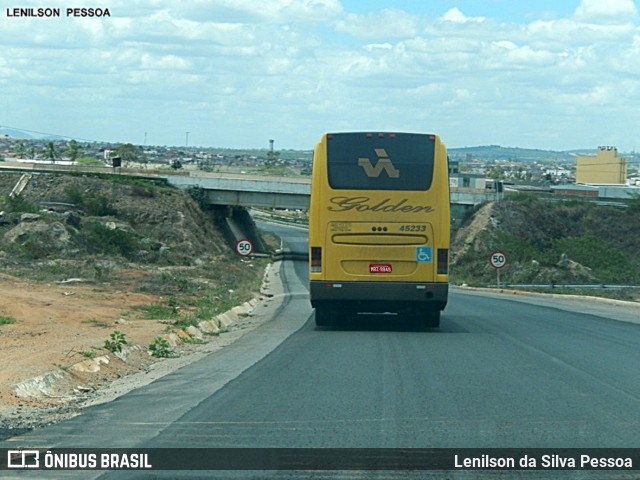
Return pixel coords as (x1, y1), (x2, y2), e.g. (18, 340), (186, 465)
(488, 250), (508, 288)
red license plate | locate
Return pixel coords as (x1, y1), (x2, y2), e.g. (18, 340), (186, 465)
(369, 263), (392, 273)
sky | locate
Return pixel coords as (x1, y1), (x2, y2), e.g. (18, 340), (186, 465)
(1, 0), (639, 151)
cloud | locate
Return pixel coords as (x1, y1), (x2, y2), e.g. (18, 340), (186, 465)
(1, 1), (640, 150)
(334, 8), (419, 38)
(573, 0), (638, 24)
(439, 7), (486, 24)
(177, 0), (344, 23)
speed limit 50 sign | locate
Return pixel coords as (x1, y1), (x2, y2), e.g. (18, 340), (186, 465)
(235, 239), (253, 257)
(489, 250), (508, 269)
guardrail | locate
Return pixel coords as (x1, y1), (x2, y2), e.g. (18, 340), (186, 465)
(494, 284), (640, 290)
(271, 250), (308, 262)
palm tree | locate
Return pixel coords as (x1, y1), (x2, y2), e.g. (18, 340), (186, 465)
(65, 139), (81, 162)
(45, 142), (59, 163)
(14, 143), (26, 159)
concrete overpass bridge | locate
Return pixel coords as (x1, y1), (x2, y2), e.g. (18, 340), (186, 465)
(163, 171), (501, 209)
(0, 162), (501, 209)
(168, 172), (311, 210)
(0, 162), (502, 254)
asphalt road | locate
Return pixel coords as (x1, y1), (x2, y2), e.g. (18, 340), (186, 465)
(2, 224), (639, 479)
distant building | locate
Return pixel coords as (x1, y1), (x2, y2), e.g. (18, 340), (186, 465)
(576, 146), (627, 185)
(449, 173), (486, 189)
(551, 183), (639, 200)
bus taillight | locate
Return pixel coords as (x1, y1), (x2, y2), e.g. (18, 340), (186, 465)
(437, 248), (448, 274)
(311, 246), (322, 273)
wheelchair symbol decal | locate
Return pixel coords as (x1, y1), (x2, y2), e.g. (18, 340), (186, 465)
(416, 246), (432, 263)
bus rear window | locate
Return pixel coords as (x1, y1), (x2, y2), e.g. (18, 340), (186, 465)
(326, 132), (435, 191)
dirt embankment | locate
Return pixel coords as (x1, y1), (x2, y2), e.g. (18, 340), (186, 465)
(0, 172), (273, 430)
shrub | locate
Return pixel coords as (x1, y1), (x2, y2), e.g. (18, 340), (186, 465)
(148, 337), (173, 358)
(64, 186), (117, 216)
(6, 195), (39, 213)
(104, 330), (127, 353)
(80, 222), (141, 259)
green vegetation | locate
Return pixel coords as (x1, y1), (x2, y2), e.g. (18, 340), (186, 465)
(0, 315), (17, 326)
(451, 194), (640, 297)
(137, 301), (180, 320)
(187, 186), (208, 209)
(64, 185), (117, 216)
(5, 195), (39, 213)
(65, 140), (81, 161)
(148, 337), (174, 358)
(104, 330), (128, 353)
(136, 283), (250, 331)
(79, 221), (142, 260)
(113, 143), (146, 165)
(81, 318), (110, 328)
(44, 142), (59, 162)
(75, 156), (103, 166)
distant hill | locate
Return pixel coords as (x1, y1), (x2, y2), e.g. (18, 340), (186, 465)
(0, 127), (66, 141)
(449, 145), (589, 162)
(0, 130), (612, 161)
(0, 128), (35, 139)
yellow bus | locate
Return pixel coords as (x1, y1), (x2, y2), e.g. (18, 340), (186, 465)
(308, 132), (450, 328)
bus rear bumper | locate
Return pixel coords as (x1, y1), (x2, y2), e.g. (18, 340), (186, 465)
(310, 280), (448, 312)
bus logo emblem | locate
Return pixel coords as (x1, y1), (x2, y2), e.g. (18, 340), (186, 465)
(358, 149), (400, 178)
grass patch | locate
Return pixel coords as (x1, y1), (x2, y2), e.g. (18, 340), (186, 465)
(1, 259), (119, 283)
(5, 195), (39, 213)
(548, 235), (637, 284)
(64, 185), (117, 216)
(75, 156), (104, 166)
(137, 255), (267, 312)
(159, 272), (203, 295)
(0, 315), (17, 326)
(137, 273), (260, 332)
(136, 301), (181, 320)
(79, 222), (142, 260)
(81, 318), (111, 328)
